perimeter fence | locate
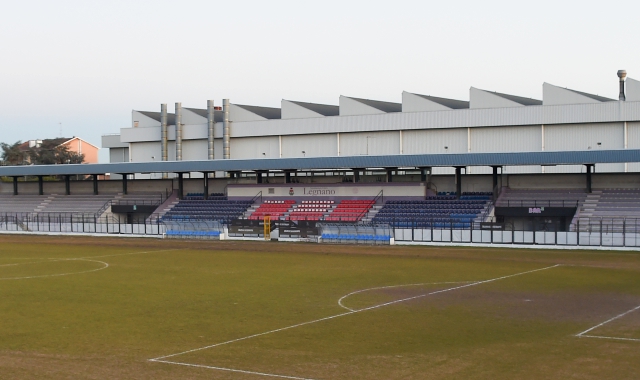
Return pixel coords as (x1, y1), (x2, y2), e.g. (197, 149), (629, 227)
(0, 212), (165, 236)
(392, 218), (640, 248)
(3, 211), (640, 247)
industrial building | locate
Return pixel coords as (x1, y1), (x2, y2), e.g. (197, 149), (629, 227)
(3, 71), (640, 247)
(102, 71), (640, 182)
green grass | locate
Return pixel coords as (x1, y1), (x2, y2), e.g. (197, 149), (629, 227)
(1, 235), (639, 379)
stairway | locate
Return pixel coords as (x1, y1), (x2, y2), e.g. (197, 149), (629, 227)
(573, 190), (602, 227)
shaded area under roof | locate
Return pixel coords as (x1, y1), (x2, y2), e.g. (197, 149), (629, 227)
(1, 150), (638, 177)
(346, 97), (402, 113)
(565, 88), (615, 102)
(234, 104), (281, 119)
(184, 108), (224, 123)
(287, 100), (339, 116)
(137, 111), (176, 126)
(482, 90), (542, 106)
(412, 93), (470, 109)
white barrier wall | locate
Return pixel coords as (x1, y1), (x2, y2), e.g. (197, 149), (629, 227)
(393, 228), (640, 247)
(228, 183), (426, 198)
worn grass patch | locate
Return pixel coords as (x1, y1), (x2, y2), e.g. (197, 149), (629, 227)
(0, 235), (639, 379)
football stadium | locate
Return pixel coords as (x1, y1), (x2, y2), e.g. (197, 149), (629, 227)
(1, 71), (640, 379)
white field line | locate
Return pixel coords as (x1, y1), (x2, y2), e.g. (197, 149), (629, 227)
(575, 304), (640, 342)
(151, 264), (560, 365)
(0, 248), (181, 280)
(337, 281), (475, 311)
(150, 359), (318, 380)
(77, 248), (184, 260)
(578, 334), (640, 342)
(1, 248), (183, 261)
(0, 258), (108, 280)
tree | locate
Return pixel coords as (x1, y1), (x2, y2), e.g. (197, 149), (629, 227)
(28, 141), (84, 165)
(1, 141), (25, 165)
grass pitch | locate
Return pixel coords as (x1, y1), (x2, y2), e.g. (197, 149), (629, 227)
(1, 235), (640, 379)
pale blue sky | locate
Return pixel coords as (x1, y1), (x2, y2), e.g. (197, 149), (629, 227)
(1, 0), (639, 162)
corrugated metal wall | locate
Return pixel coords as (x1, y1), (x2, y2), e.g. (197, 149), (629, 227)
(627, 122), (640, 172)
(130, 141), (159, 163)
(543, 122), (624, 173)
(281, 134), (337, 158)
(402, 128), (467, 155)
(544, 122), (624, 151)
(230, 136), (279, 159)
(226, 101), (640, 138)
(109, 148), (129, 163)
(471, 125), (541, 152)
(627, 121), (640, 148)
(339, 131), (399, 156)
(182, 140), (208, 161)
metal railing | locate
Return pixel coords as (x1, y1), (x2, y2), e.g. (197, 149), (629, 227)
(3, 208), (640, 247)
(0, 212), (165, 236)
(389, 218), (640, 247)
(251, 191), (262, 204)
(95, 192), (165, 218)
(498, 199), (580, 208)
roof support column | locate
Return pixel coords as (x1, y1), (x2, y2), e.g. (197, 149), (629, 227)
(455, 166), (464, 199)
(386, 168), (394, 183)
(203, 172), (209, 200)
(175, 102), (183, 161)
(64, 175), (71, 196)
(492, 166), (501, 197)
(38, 175), (44, 195)
(13, 176), (18, 196)
(223, 99), (230, 159)
(207, 100), (215, 160)
(121, 174), (128, 195)
(177, 173), (184, 199)
(585, 164), (594, 193)
(285, 171), (292, 184)
(256, 171), (263, 184)
(353, 169), (361, 183)
(420, 167), (432, 182)
(92, 175), (99, 195)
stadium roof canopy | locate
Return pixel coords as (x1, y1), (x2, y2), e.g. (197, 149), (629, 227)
(0, 150), (639, 177)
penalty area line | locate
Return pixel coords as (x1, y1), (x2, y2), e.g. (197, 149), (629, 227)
(577, 334), (640, 342)
(151, 264), (561, 364)
(337, 281), (475, 311)
(576, 304), (640, 341)
(149, 359), (318, 380)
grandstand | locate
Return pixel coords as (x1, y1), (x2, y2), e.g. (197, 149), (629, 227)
(2, 70), (640, 247)
(575, 189), (640, 232)
(160, 194), (252, 223)
(373, 193), (491, 228)
(495, 188), (587, 208)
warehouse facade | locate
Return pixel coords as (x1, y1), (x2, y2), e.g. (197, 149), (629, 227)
(102, 72), (640, 179)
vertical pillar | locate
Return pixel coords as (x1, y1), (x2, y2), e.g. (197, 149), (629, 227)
(203, 172), (209, 200)
(353, 169), (360, 183)
(386, 168), (393, 183)
(285, 171), (291, 184)
(585, 164), (593, 193)
(177, 173), (184, 199)
(12, 176), (18, 195)
(256, 171), (263, 184)
(455, 167), (462, 199)
(38, 175), (44, 195)
(65, 175), (71, 195)
(420, 167), (427, 182)
(122, 174), (128, 195)
(92, 174), (99, 195)
(492, 166), (499, 195)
